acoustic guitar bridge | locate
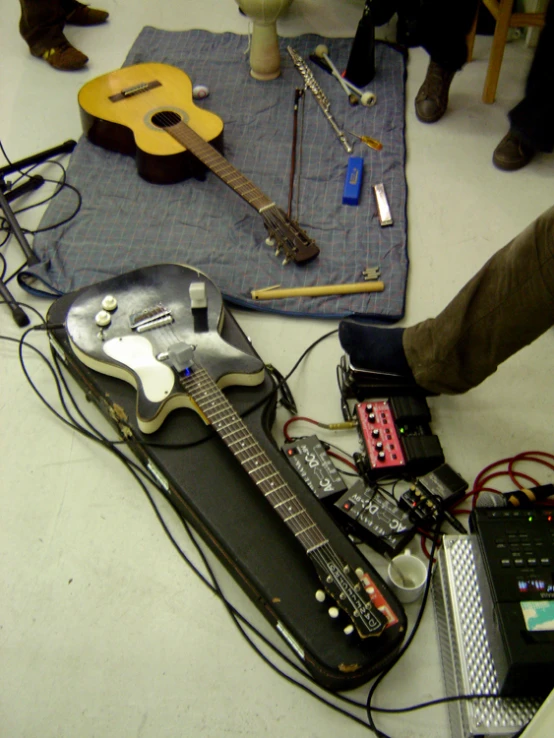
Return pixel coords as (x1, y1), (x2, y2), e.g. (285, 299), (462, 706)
(109, 80), (161, 103)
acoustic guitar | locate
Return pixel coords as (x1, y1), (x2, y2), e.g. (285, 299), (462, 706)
(65, 263), (396, 640)
(78, 63), (319, 266)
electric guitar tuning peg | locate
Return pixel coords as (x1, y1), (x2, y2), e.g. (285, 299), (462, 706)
(343, 624), (355, 636)
(315, 589), (326, 603)
(328, 606), (339, 619)
(265, 236), (275, 247)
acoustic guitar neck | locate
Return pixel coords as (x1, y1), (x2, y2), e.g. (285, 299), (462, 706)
(166, 120), (273, 213)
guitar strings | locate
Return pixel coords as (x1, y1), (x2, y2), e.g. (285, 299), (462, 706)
(177, 359), (379, 629)
(3, 306), (506, 736)
(157, 321), (375, 614)
(151, 112), (305, 260)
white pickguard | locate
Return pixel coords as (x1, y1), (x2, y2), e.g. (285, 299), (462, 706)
(103, 335), (174, 402)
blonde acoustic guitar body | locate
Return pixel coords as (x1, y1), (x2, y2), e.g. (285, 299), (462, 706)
(78, 62), (225, 184)
(78, 62), (320, 264)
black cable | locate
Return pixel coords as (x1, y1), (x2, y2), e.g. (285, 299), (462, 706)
(284, 327), (338, 381)
(4, 321), (379, 728)
(365, 513), (445, 738)
(3, 303), (514, 735)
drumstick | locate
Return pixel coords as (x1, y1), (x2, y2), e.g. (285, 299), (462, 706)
(251, 281), (385, 300)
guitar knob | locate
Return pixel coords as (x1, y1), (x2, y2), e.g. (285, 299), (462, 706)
(328, 607), (339, 619)
(315, 589), (326, 603)
(95, 310), (111, 327)
(101, 294), (117, 311)
(343, 624), (355, 636)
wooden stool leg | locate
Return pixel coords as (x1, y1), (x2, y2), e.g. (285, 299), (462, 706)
(482, 0), (515, 103)
(467, 3), (480, 62)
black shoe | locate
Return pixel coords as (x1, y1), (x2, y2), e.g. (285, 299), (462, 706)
(492, 130), (536, 171)
(415, 60), (455, 123)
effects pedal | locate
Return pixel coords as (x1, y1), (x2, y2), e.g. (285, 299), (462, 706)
(282, 435), (347, 502)
(399, 464), (469, 532)
(355, 395), (444, 479)
(334, 478), (415, 556)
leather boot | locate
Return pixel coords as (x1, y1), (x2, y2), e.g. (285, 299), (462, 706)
(493, 130), (536, 171)
(415, 60), (455, 124)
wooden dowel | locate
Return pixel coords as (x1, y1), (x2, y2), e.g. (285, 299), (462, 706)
(251, 281), (385, 300)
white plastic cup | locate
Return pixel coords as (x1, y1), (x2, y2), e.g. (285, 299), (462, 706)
(387, 550), (428, 604)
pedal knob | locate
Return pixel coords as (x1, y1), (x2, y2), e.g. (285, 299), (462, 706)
(315, 589), (326, 603)
(95, 310), (111, 327)
(101, 294), (117, 311)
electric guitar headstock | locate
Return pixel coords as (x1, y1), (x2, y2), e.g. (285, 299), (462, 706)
(310, 553), (391, 638)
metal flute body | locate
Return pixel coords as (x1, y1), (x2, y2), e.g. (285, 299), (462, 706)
(287, 46), (353, 154)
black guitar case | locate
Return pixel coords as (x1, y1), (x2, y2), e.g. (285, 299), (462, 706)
(46, 265), (407, 691)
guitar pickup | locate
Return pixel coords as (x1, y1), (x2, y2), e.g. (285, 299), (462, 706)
(130, 304), (173, 332)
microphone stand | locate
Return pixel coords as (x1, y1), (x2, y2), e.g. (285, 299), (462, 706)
(0, 139), (76, 326)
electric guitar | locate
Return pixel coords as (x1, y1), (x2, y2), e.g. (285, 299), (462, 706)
(65, 263), (392, 640)
(78, 63), (320, 266)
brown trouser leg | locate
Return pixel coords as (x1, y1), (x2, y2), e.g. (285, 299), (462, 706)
(19, 0), (80, 55)
(403, 206), (554, 394)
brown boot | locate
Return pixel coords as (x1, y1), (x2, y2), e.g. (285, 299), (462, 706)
(66, 4), (109, 25)
(415, 60), (455, 124)
(33, 40), (89, 70)
(492, 130), (536, 171)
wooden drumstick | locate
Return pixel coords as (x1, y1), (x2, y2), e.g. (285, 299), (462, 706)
(251, 281), (385, 300)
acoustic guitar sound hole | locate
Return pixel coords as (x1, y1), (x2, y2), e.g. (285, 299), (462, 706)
(151, 110), (182, 128)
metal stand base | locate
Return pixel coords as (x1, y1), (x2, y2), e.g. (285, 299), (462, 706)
(0, 140), (76, 326)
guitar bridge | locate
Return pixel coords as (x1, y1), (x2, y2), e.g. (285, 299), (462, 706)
(130, 304), (173, 333)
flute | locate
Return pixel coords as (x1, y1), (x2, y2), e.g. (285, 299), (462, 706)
(287, 46), (353, 154)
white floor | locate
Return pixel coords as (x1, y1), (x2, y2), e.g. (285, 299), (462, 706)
(2, 2), (553, 737)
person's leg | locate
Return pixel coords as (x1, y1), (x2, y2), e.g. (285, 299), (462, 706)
(404, 205), (554, 393)
(339, 206), (554, 394)
(61, 0), (109, 26)
(493, 0), (554, 170)
(19, 0), (66, 54)
(415, 0), (479, 123)
(18, 0), (88, 70)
